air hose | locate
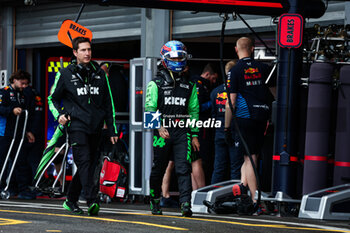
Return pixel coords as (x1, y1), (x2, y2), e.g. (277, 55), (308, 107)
(219, 13), (261, 207)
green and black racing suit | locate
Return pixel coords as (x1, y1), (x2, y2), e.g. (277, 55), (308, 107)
(145, 68), (199, 204)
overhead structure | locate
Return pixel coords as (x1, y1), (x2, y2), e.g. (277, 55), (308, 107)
(59, 0), (325, 18)
(67, 0), (288, 15)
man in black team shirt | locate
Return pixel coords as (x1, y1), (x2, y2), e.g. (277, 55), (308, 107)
(224, 37), (273, 212)
(210, 60), (243, 184)
(48, 37), (118, 216)
(191, 63), (218, 186)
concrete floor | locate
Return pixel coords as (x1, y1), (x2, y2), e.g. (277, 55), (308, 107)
(0, 199), (349, 233)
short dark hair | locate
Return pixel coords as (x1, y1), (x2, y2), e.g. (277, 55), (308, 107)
(202, 63), (218, 75)
(72, 37), (91, 50)
(9, 69), (31, 84)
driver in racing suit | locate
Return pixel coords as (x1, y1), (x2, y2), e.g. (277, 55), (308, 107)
(145, 40), (199, 217)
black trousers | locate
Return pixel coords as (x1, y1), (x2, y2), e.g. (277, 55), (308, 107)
(0, 136), (12, 188)
(150, 130), (192, 204)
(16, 138), (44, 192)
(67, 131), (100, 204)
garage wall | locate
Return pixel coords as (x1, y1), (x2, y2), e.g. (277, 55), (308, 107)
(15, 2), (141, 48)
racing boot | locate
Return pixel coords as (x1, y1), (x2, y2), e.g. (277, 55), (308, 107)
(232, 183), (248, 198)
(63, 200), (83, 215)
(88, 202), (100, 216)
(150, 198), (162, 215)
(180, 202), (192, 217)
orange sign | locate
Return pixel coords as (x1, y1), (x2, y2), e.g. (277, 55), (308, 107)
(57, 19), (93, 48)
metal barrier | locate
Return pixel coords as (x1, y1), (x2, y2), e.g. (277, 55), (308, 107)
(129, 57), (158, 196)
(0, 110), (28, 199)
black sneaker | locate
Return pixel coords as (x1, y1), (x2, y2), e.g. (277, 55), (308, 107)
(17, 190), (36, 200)
(150, 199), (162, 215)
(232, 183), (248, 198)
(63, 200), (83, 215)
(181, 202), (192, 217)
(87, 202), (100, 216)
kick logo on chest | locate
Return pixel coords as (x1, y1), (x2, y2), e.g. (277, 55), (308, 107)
(164, 96), (186, 106)
(77, 86), (99, 96)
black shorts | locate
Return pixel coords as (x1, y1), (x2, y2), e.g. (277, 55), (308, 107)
(236, 118), (266, 155)
(170, 150), (201, 162)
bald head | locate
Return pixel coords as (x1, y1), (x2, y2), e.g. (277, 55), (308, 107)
(235, 37), (254, 59)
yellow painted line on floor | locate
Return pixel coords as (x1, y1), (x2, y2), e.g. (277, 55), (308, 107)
(46, 230), (62, 232)
(1, 208), (348, 232)
(0, 209), (187, 231)
(0, 217), (31, 226)
(169, 216), (350, 232)
(183, 217), (350, 232)
(111, 212), (350, 233)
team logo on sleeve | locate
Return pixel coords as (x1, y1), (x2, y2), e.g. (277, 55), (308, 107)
(226, 79), (231, 89)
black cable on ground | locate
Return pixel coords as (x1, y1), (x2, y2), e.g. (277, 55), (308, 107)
(219, 13), (261, 207)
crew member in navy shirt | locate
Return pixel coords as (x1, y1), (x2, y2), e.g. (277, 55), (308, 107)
(224, 37), (274, 210)
(211, 60), (243, 183)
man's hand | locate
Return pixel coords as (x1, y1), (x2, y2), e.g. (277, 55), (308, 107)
(158, 126), (170, 139)
(224, 128), (235, 146)
(26, 132), (35, 143)
(58, 114), (70, 126)
(192, 137), (200, 152)
(13, 107), (22, 116)
(110, 136), (119, 144)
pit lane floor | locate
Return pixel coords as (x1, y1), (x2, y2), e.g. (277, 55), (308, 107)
(0, 199), (349, 233)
